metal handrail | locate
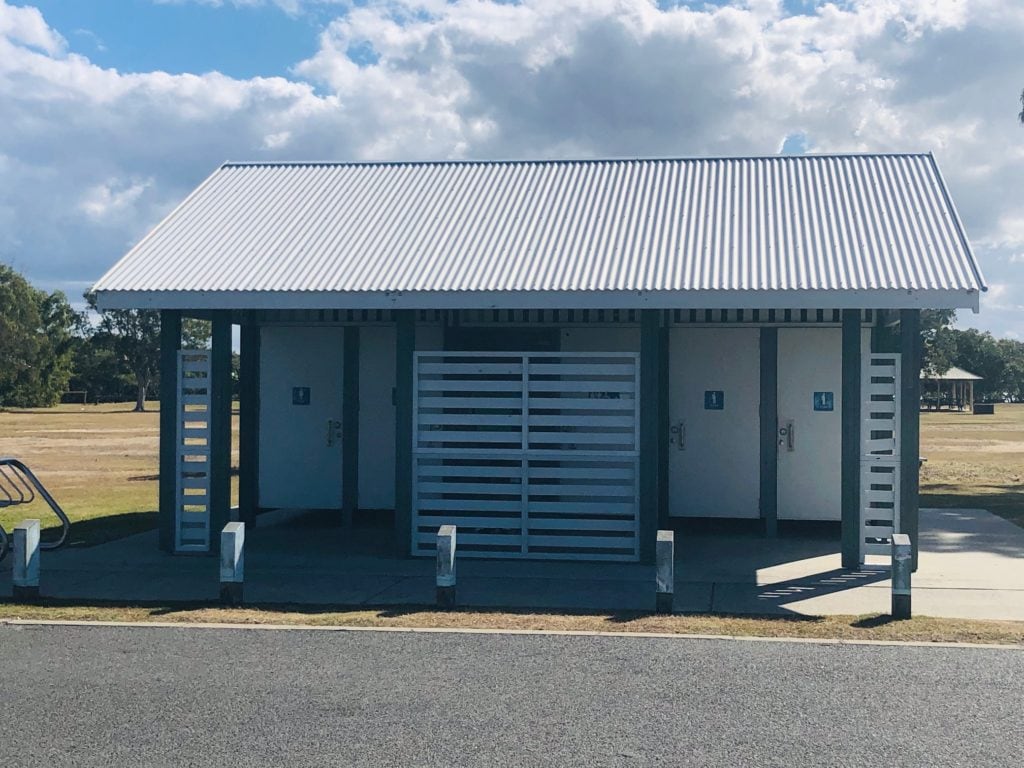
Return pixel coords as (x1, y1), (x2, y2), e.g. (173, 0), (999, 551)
(0, 458), (71, 563)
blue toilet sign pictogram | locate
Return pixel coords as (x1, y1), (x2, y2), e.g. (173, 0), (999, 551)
(704, 390), (724, 410)
(813, 391), (834, 411)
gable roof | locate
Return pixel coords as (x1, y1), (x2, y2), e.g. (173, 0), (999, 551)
(923, 365), (983, 381)
(92, 154), (985, 310)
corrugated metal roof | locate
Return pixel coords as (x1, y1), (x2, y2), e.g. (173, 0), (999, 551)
(92, 154), (985, 309)
(922, 366), (983, 381)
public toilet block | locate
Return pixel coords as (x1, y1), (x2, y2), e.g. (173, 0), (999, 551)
(91, 155), (985, 567)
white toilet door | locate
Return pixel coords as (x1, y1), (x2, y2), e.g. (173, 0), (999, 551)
(668, 327), (761, 518)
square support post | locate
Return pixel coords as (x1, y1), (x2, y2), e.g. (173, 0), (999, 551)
(891, 532), (912, 619)
(655, 530), (674, 614)
(158, 310), (182, 553)
(219, 522), (245, 606)
(639, 310), (661, 564)
(209, 311), (233, 551)
(12, 519), (40, 602)
(394, 310), (415, 558)
(841, 309), (862, 569)
(342, 326), (360, 528)
(899, 309), (922, 571)
(238, 321), (260, 527)
(657, 324), (670, 528)
(436, 524), (456, 608)
(759, 327), (779, 537)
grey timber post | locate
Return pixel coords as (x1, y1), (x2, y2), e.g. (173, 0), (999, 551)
(219, 522), (245, 606)
(759, 327), (779, 537)
(639, 310), (661, 564)
(899, 310), (922, 571)
(436, 524), (456, 608)
(158, 310), (182, 553)
(657, 324), (670, 528)
(12, 519), (40, 602)
(209, 311), (233, 551)
(655, 530), (674, 614)
(394, 311), (415, 557)
(238, 321), (260, 527)
(891, 533), (912, 619)
(342, 326), (360, 528)
(840, 309), (862, 569)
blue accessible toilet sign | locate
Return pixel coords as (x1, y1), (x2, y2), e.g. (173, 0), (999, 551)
(813, 391), (834, 411)
(704, 390), (724, 410)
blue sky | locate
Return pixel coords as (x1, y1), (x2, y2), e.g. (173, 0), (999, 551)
(27, 0), (325, 78)
(1, 0), (1022, 338)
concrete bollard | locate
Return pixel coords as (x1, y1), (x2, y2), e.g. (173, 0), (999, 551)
(655, 529), (674, 614)
(436, 524), (456, 609)
(219, 522), (245, 606)
(891, 533), (912, 620)
(12, 519), (41, 602)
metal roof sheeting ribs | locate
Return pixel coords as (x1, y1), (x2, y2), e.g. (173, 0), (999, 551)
(92, 154), (985, 309)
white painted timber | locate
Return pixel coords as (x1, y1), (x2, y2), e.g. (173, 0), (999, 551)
(92, 156), (985, 311)
(668, 327), (760, 518)
(860, 353), (902, 561)
(12, 519), (40, 588)
(258, 327), (345, 510)
(412, 352), (640, 561)
(176, 349), (212, 552)
(220, 522), (245, 583)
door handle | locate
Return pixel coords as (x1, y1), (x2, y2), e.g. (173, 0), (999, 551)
(669, 420), (686, 451)
(326, 419), (342, 447)
(778, 420), (794, 452)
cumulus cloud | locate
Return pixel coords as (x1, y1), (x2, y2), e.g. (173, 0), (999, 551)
(1, 0), (1023, 336)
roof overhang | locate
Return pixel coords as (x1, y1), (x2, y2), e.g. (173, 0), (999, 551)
(94, 287), (981, 313)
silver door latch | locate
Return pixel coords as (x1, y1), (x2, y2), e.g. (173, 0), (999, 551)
(326, 419), (342, 447)
(778, 420), (795, 452)
(669, 420), (686, 451)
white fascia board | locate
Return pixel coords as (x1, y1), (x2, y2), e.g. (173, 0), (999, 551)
(93, 288), (981, 313)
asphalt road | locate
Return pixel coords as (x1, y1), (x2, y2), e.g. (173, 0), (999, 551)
(0, 624), (1020, 767)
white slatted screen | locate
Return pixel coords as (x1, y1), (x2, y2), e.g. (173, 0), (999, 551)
(176, 350), (212, 552)
(413, 352), (640, 561)
(860, 353), (901, 560)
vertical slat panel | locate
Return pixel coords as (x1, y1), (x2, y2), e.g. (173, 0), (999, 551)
(859, 352), (902, 562)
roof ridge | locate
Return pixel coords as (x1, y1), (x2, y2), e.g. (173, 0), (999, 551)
(220, 152), (934, 169)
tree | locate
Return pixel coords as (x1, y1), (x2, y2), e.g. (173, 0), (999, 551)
(83, 294), (210, 412)
(1019, 88), (1024, 124)
(919, 309), (957, 376)
(0, 264), (75, 408)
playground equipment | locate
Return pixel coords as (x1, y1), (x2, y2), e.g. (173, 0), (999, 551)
(0, 458), (71, 563)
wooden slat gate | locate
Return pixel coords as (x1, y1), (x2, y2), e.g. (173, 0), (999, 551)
(175, 349), (212, 552)
(413, 352), (640, 561)
(860, 353), (901, 561)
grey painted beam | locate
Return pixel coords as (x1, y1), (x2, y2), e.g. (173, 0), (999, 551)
(840, 309), (862, 569)
(638, 310), (660, 564)
(209, 311), (233, 552)
(342, 326), (360, 527)
(900, 309), (922, 571)
(657, 323), (669, 528)
(238, 322), (260, 527)
(759, 327), (778, 537)
(158, 310), (181, 553)
(394, 311), (415, 558)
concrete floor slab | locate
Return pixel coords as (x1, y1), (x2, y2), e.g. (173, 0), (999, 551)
(2, 507), (1022, 620)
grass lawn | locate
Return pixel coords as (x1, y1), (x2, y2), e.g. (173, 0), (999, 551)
(1, 400), (1020, 549)
(0, 402), (237, 547)
(920, 403), (1024, 528)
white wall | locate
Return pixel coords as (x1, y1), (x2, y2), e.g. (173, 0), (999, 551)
(358, 326), (396, 509)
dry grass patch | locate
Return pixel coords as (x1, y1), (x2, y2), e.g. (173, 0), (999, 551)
(1, 602), (1021, 646)
(0, 402), (237, 546)
(921, 404), (1024, 527)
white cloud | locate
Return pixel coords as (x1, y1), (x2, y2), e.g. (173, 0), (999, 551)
(1, 0), (1024, 337)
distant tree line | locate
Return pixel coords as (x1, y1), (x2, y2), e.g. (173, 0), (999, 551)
(922, 310), (1024, 403)
(0, 264), (211, 411)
